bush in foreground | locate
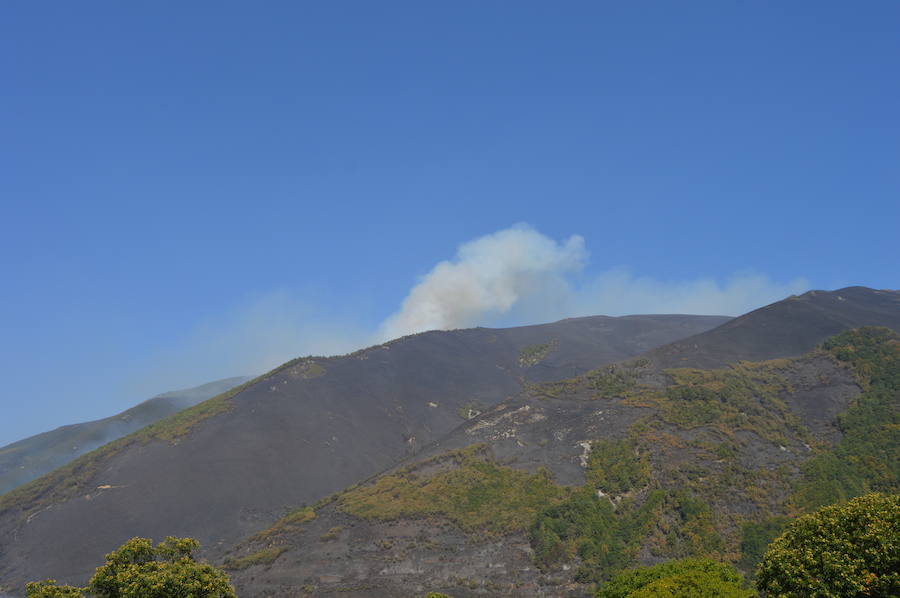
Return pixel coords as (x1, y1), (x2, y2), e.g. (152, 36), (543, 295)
(756, 492), (899, 597)
(26, 537), (235, 598)
(596, 557), (753, 598)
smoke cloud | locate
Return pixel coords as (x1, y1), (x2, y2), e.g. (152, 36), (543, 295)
(377, 224), (809, 340)
(130, 224), (809, 396)
(378, 225), (587, 340)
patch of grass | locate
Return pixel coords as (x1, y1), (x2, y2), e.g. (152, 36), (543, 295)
(456, 401), (483, 420)
(338, 446), (568, 537)
(223, 546), (288, 570)
(250, 506), (316, 543)
(320, 525), (343, 541)
(518, 340), (559, 367)
(528, 358), (650, 400)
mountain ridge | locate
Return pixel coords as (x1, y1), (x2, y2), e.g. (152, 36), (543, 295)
(0, 313), (730, 593)
(0, 376), (251, 496)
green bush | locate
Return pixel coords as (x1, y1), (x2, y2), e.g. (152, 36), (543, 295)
(596, 558), (752, 598)
(26, 537), (236, 598)
(756, 493), (900, 598)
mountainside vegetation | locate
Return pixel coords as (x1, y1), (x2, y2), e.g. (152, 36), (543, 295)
(26, 537), (235, 598)
(4, 290), (899, 598)
(223, 326), (900, 597)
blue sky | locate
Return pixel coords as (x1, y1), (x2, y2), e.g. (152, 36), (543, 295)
(1, 1), (898, 446)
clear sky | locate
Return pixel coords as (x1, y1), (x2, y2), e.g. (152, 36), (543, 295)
(1, 1), (898, 447)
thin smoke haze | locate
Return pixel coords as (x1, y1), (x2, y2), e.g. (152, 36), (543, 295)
(378, 224), (809, 339)
(131, 224), (809, 397)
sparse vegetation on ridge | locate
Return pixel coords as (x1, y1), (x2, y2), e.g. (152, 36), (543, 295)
(0, 366), (287, 517)
(528, 358), (651, 400)
(518, 339), (559, 367)
(223, 546), (288, 570)
(249, 506), (316, 543)
(338, 445), (568, 536)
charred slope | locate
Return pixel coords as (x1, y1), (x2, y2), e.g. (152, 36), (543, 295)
(0, 314), (727, 593)
(0, 377), (250, 496)
(646, 287), (900, 369)
(225, 327), (898, 598)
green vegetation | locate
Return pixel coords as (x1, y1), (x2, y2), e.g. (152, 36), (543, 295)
(596, 558), (753, 598)
(518, 339), (559, 367)
(737, 516), (789, 574)
(530, 437), (663, 581)
(249, 506), (316, 542)
(756, 493), (900, 598)
(27, 537), (235, 598)
(456, 401), (483, 420)
(585, 438), (650, 495)
(338, 445), (568, 536)
(277, 358), (326, 379)
(530, 358), (650, 400)
(651, 490), (722, 559)
(656, 361), (803, 445)
(223, 546), (288, 570)
(531, 489), (664, 582)
(791, 327), (900, 510)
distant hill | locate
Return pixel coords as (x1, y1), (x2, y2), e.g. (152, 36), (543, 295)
(0, 377), (250, 495)
(0, 314), (728, 593)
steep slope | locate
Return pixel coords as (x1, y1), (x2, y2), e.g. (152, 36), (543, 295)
(646, 287), (900, 369)
(0, 377), (250, 496)
(0, 314), (728, 593)
(225, 327), (899, 598)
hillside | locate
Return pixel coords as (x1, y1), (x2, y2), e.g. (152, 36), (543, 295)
(646, 286), (900, 369)
(0, 313), (729, 593)
(0, 377), (250, 496)
(225, 326), (899, 598)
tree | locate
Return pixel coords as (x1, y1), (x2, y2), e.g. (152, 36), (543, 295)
(26, 537), (236, 598)
(596, 558), (753, 598)
(756, 493), (900, 597)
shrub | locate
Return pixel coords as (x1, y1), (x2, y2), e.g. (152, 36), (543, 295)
(756, 493), (900, 597)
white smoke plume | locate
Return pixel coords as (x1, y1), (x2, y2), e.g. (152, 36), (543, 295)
(377, 224), (809, 340)
(129, 224), (809, 398)
(378, 224), (587, 340)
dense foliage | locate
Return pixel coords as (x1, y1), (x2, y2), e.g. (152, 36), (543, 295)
(756, 493), (900, 598)
(531, 438), (663, 581)
(792, 327), (900, 510)
(596, 558), (753, 598)
(26, 537), (235, 598)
